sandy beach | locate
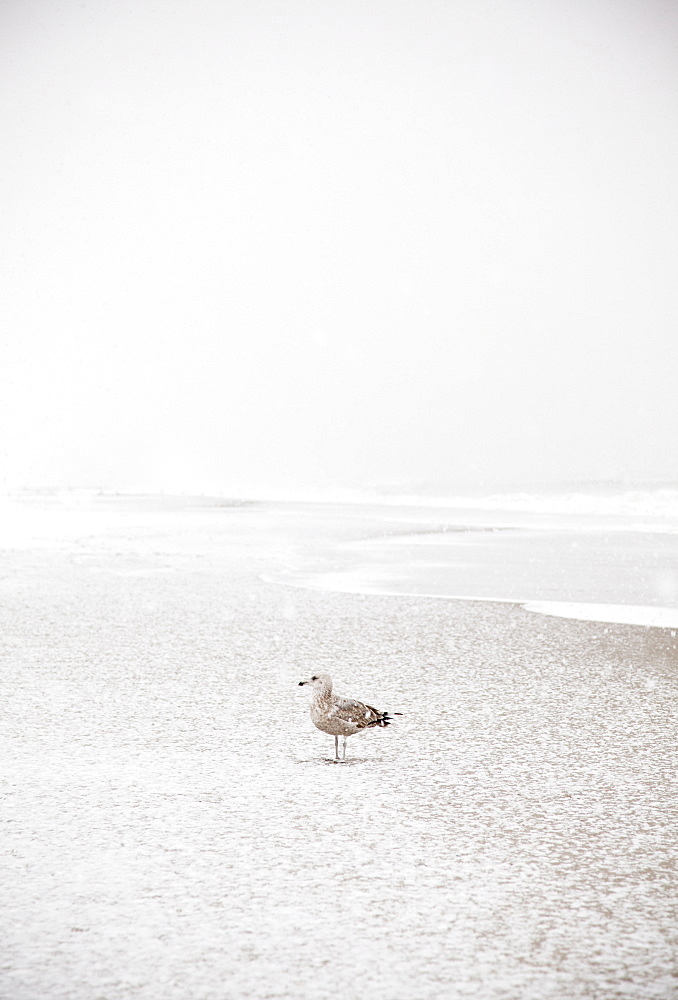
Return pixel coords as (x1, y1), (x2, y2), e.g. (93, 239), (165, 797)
(1, 496), (677, 1000)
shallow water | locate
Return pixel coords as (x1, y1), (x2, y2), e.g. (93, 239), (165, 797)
(267, 502), (678, 627)
(285, 525), (678, 603)
(1, 496), (676, 999)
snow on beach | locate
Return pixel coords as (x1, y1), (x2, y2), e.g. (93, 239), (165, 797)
(1, 493), (677, 1000)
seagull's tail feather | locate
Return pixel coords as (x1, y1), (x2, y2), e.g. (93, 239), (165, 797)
(365, 708), (403, 729)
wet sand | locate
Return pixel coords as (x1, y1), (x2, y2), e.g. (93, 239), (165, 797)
(1, 497), (677, 999)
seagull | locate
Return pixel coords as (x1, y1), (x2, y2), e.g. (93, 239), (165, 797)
(298, 672), (400, 761)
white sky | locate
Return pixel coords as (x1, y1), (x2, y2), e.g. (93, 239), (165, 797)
(1, 0), (677, 496)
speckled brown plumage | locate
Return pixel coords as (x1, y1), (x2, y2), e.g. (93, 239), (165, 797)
(298, 672), (399, 760)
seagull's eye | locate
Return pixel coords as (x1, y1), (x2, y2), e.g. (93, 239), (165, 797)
(311, 675), (317, 681)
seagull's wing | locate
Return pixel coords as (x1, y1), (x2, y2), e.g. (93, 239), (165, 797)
(331, 695), (389, 729)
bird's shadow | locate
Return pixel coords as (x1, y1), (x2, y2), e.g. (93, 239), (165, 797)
(297, 756), (373, 766)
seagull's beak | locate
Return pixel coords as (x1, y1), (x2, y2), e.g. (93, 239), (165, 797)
(298, 680), (307, 686)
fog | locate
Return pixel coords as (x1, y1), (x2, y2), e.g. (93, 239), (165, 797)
(2, 0), (677, 497)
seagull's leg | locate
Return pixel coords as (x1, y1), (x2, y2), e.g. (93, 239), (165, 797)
(334, 736), (339, 761)
(342, 736), (347, 761)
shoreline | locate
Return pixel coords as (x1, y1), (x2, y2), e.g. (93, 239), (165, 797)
(269, 574), (678, 630)
(2, 492), (677, 629)
(263, 514), (678, 631)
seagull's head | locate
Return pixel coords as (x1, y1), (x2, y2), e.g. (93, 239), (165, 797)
(298, 672), (332, 691)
